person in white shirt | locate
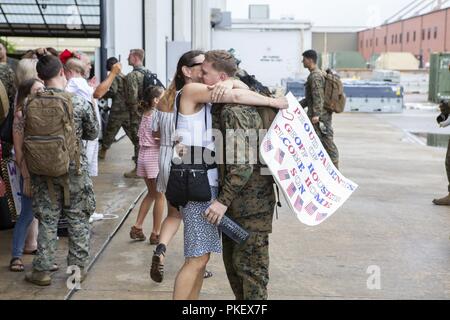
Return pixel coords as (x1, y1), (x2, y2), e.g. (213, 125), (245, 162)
(64, 58), (101, 177)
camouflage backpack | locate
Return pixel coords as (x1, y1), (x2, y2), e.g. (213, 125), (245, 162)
(23, 91), (80, 205)
(323, 69), (346, 114)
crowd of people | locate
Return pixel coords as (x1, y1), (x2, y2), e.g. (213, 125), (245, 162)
(9, 43), (437, 300)
(0, 44), (291, 300)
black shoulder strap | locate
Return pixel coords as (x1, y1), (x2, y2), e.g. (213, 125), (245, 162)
(174, 92), (208, 144)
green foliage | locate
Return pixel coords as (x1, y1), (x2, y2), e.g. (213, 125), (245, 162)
(0, 38), (16, 54)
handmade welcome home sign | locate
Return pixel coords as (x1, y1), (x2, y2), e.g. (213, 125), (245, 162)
(260, 93), (358, 226)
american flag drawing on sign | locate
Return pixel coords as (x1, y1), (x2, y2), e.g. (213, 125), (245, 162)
(274, 149), (285, 165)
(305, 202), (318, 216)
(263, 139), (274, 153)
(294, 196), (304, 211)
(316, 212), (328, 222)
(277, 169), (290, 181)
(287, 183), (297, 198)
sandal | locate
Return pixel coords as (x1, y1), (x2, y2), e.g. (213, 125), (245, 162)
(10, 258), (25, 273)
(149, 233), (160, 245)
(150, 251), (165, 283)
(204, 270), (213, 279)
(130, 226), (146, 241)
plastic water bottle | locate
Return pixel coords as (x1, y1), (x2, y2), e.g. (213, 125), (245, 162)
(218, 215), (250, 245)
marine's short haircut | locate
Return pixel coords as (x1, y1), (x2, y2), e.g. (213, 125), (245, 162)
(302, 50), (318, 64)
(204, 50), (238, 77)
(130, 49), (145, 61)
(36, 55), (63, 81)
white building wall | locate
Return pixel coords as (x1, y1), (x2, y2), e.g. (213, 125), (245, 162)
(174, 0), (191, 42)
(212, 21), (312, 87)
(106, 0), (143, 74)
(144, 0), (172, 84)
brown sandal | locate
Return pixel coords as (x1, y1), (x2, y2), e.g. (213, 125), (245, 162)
(10, 258), (25, 272)
(150, 252), (165, 283)
(149, 233), (160, 245)
(130, 226), (146, 241)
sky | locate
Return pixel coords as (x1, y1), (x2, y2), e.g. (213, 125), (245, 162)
(226, 0), (442, 28)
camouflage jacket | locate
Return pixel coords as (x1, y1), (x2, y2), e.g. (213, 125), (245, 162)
(102, 73), (128, 113)
(125, 66), (146, 110)
(47, 88), (99, 168)
(0, 63), (17, 106)
(300, 67), (325, 119)
(212, 104), (276, 233)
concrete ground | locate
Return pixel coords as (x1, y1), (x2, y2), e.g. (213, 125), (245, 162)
(0, 136), (146, 300)
(1, 102), (450, 300)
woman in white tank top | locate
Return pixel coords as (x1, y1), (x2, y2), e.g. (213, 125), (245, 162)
(172, 54), (287, 300)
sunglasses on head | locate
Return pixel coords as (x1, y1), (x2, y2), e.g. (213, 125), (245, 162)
(188, 62), (203, 68)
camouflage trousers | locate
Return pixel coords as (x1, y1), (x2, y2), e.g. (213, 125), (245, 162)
(222, 232), (270, 300)
(102, 110), (141, 164)
(31, 171), (96, 272)
(314, 113), (340, 169)
(446, 138), (450, 193)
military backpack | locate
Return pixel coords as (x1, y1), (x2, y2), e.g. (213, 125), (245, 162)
(323, 69), (346, 114)
(23, 91), (81, 206)
(137, 69), (165, 93)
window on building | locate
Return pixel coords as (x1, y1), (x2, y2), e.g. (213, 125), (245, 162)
(428, 28), (431, 40)
(413, 31), (416, 42)
(395, 34), (398, 44)
(392, 35), (394, 44)
(370, 39), (373, 47)
(407, 32), (410, 43)
(376, 38), (378, 46)
(400, 33), (402, 44)
(422, 29), (425, 40)
(366, 40), (369, 48)
(384, 36), (387, 45)
(434, 27), (438, 39)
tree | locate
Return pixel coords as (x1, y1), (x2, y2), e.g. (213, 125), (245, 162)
(0, 38), (16, 54)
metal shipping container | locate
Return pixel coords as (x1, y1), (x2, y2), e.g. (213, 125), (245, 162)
(429, 53), (450, 103)
(344, 81), (404, 113)
(286, 80), (404, 113)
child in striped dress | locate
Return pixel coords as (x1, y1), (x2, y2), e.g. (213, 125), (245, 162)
(130, 86), (166, 245)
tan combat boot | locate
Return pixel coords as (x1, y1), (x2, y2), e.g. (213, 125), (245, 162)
(433, 194), (450, 206)
(98, 147), (107, 160)
(25, 270), (52, 286)
(124, 168), (139, 179)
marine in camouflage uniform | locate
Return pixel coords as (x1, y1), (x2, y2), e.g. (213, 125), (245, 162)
(125, 66), (146, 165)
(300, 67), (340, 168)
(212, 103), (276, 301)
(101, 73), (136, 151)
(30, 89), (99, 274)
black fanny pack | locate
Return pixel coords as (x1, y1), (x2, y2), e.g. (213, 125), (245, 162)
(166, 93), (217, 209)
(166, 146), (217, 209)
